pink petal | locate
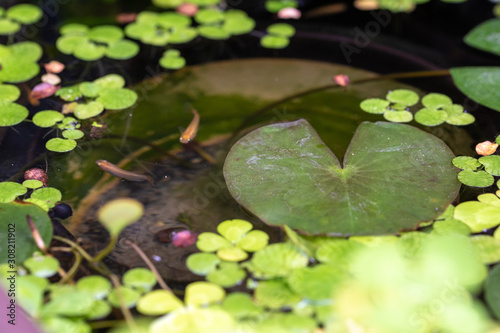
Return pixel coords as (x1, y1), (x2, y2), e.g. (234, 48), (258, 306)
(277, 7), (302, 19)
(31, 83), (59, 100)
(176, 3), (198, 17)
(172, 230), (198, 248)
(333, 74), (350, 87)
(44, 61), (65, 74)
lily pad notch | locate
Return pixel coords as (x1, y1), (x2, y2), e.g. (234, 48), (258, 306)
(223, 120), (460, 236)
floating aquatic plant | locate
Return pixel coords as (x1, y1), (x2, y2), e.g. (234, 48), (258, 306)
(0, 4), (42, 35)
(265, 0), (299, 13)
(453, 152), (500, 187)
(260, 23), (296, 49)
(56, 24), (139, 61)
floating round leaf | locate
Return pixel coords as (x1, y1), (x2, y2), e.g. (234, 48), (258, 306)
(124, 22), (156, 40)
(0, 19), (20, 35)
(217, 219), (253, 242)
(22, 180), (43, 189)
(0, 202), (52, 263)
(97, 88), (138, 110)
(223, 13), (255, 35)
(9, 41), (43, 62)
(105, 39), (140, 60)
(136, 11), (159, 24)
(216, 246), (248, 262)
(79, 82), (101, 98)
(62, 129), (84, 140)
(452, 156), (480, 170)
(184, 281), (225, 306)
(457, 170), (494, 187)
(239, 230), (269, 252)
(198, 25), (230, 40)
(248, 243), (308, 278)
(40, 317), (91, 333)
(222, 292), (262, 319)
(442, 104), (464, 115)
(123, 267), (157, 293)
(32, 110), (64, 128)
(150, 307), (236, 333)
(74, 101), (105, 119)
(31, 187), (62, 209)
(421, 93), (452, 109)
(141, 31), (170, 46)
(168, 27), (198, 44)
(478, 193), (500, 207)
(0, 181), (27, 203)
(267, 23), (296, 37)
(159, 56), (186, 70)
(76, 275), (112, 300)
(414, 108), (447, 126)
(41, 291), (95, 317)
(137, 290), (183, 315)
(6, 4), (43, 24)
(254, 279), (301, 309)
(260, 35), (289, 49)
(386, 89), (419, 106)
(266, 0), (299, 13)
(206, 262), (246, 287)
(60, 23), (89, 35)
(186, 252), (220, 275)
(0, 102), (29, 126)
(454, 201), (500, 232)
(197, 232), (231, 252)
(157, 12), (191, 28)
(225, 120), (460, 235)
(287, 264), (343, 301)
(107, 286), (141, 308)
(359, 98), (390, 114)
(98, 198), (144, 237)
(23, 198), (49, 211)
(55, 85), (82, 101)
(383, 110), (413, 123)
(74, 41), (107, 61)
(94, 74), (126, 89)
(88, 25), (124, 44)
(152, 0), (184, 8)
(0, 84), (20, 102)
(446, 112), (475, 126)
(195, 9), (224, 24)
(471, 235), (500, 265)
(17, 275), (48, 317)
(86, 300), (112, 320)
(46, 137), (77, 153)
(479, 155), (500, 176)
(56, 35), (89, 55)
(24, 255), (60, 278)
(450, 67), (500, 113)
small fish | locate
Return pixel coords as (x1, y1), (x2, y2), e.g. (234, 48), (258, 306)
(180, 109), (200, 144)
(96, 160), (154, 185)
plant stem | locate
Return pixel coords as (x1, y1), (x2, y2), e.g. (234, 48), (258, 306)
(110, 274), (138, 333)
(59, 250), (82, 284)
(93, 235), (118, 263)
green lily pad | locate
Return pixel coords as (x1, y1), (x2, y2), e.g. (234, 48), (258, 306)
(464, 19), (500, 56)
(486, 263), (500, 321)
(0, 102), (28, 126)
(254, 279), (301, 309)
(267, 23), (296, 37)
(470, 235), (500, 265)
(446, 112), (475, 126)
(23, 255), (60, 278)
(442, 104), (464, 115)
(0, 202), (53, 263)
(31, 187), (62, 208)
(76, 275), (112, 300)
(158, 12), (191, 28)
(239, 230), (269, 252)
(137, 290), (183, 315)
(32, 110), (64, 128)
(287, 264), (343, 301)
(168, 27), (198, 44)
(56, 35), (89, 55)
(56, 85), (82, 101)
(94, 74), (126, 89)
(265, 0), (299, 13)
(74, 40), (107, 61)
(360, 98), (390, 114)
(198, 25), (230, 40)
(186, 252), (220, 275)
(185, 281), (225, 306)
(383, 110), (413, 123)
(0, 18), (20, 35)
(40, 318), (91, 333)
(98, 198), (144, 237)
(452, 156), (480, 170)
(124, 22), (156, 40)
(45, 138), (77, 153)
(79, 82), (101, 98)
(0, 181), (27, 203)
(224, 120), (459, 235)
(386, 89), (419, 106)
(150, 307), (236, 333)
(217, 219), (252, 242)
(105, 39), (140, 60)
(457, 170), (495, 187)
(197, 232), (231, 252)
(414, 108), (448, 126)
(60, 23), (89, 35)
(123, 267), (157, 293)
(246, 243), (308, 278)
(6, 4), (42, 24)
(42, 290), (95, 317)
(223, 12), (255, 35)
(159, 56), (186, 70)
(478, 193), (500, 207)
(97, 88), (137, 110)
(454, 201), (500, 232)
(195, 9), (225, 25)
(62, 129), (84, 140)
(221, 292), (262, 319)
(88, 25), (124, 44)
(206, 261), (246, 287)
(17, 275), (48, 317)
(74, 101), (105, 119)
(421, 93), (452, 109)
(260, 35), (289, 49)
(86, 299), (112, 320)
(315, 238), (364, 267)
(216, 246), (248, 261)
(450, 67), (500, 112)
(256, 313), (317, 333)
(479, 155), (500, 176)
(22, 180), (43, 189)
(107, 286), (141, 308)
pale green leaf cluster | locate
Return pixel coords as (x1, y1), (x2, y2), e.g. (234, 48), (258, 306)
(0, 181), (62, 211)
(453, 154), (500, 187)
(260, 23), (296, 49)
(265, 0), (299, 13)
(0, 4), (42, 35)
(56, 24), (139, 61)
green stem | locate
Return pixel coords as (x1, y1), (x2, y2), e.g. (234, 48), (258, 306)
(59, 250), (82, 284)
(93, 235), (118, 263)
(110, 274), (138, 333)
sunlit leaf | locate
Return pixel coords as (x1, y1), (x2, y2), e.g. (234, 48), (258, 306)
(383, 110), (413, 123)
(414, 108), (447, 126)
(137, 290), (183, 315)
(94, 74), (126, 89)
(150, 307), (236, 333)
(0, 18), (20, 35)
(184, 281), (225, 306)
(98, 198), (144, 236)
(74, 101), (105, 119)
(267, 23), (296, 37)
(454, 201), (500, 232)
(32, 110), (64, 128)
(60, 23), (89, 35)
(76, 275), (112, 300)
(457, 170), (495, 187)
(6, 4), (42, 24)
(360, 98), (390, 114)
(247, 243), (308, 278)
(62, 129), (84, 140)
(123, 267), (157, 293)
(254, 279), (301, 308)
(386, 89), (419, 106)
(107, 286), (141, 308)
(452, 156), (481, 171)
(0, 101), (28, 126)
(421, 93), (452, 109)
(23, 255), (59, 278)
(105, 39), (140, 60)
(186, 252), (220, 275)
(88, 25), (124, 44)
(31, 187), (62, 208)
(479, 155), (500, 176)
(470, 235), (500, 265)
(22, 180), (43, 189)
(45, 138), (77, 153)
(260, 35), (289, 49)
